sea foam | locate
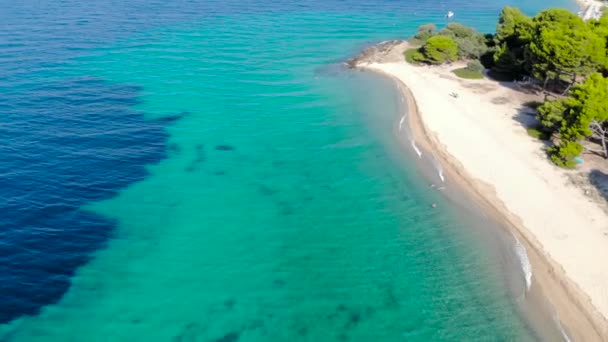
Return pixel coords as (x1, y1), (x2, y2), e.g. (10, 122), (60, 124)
(514, 237), (532, 291)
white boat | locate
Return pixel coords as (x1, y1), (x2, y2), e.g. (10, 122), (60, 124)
(446, 11), (454, 18)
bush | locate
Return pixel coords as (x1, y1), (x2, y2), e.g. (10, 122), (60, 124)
(412, 23), (437, 44)
(466, 60), (484, 73)
(404, 48), (426, 64)
(548, 141), (583, 169)
(537, 98), (567, 132)
(526, 126), (551, 140)
(440, 23), (489, 59)
(422, 36), (458, 64)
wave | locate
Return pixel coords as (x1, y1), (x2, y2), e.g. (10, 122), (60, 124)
(514, 236), (533, 292)
(399, 115), (406, 131)
(410, 140), (423, 158)
(430, 156), (445, 183)
(555, 317), (572, 342)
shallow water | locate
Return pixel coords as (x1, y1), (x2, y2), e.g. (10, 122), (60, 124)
(0, 0), (576, 340)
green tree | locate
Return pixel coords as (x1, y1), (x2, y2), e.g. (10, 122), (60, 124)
(537, 98), (568, 131)
(495, 7), (534, 46)
(588, 14), (608, 72)
(539, 73), (608, 164)
(561, 73), (608, 141)
(528, 9), (600, 89)
(422, 35), (458, 64)
(493, 7), (534, 76)
(440, 23), (488, 59)
(412, 23), (437, 44)
(549, 141), (583, 169)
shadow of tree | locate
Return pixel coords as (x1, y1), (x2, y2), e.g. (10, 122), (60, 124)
(511, 105), (553, 150)
(589, 169), (608, 203)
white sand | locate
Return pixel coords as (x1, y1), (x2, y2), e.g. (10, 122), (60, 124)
(577, 0), (605, 20)
(361, 60), (608, 339)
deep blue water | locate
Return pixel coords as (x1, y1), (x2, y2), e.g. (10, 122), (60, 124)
(0, 77), (179, 323)
(0, 1), (204, 323)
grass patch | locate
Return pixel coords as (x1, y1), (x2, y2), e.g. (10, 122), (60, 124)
(526, 126), (551, 140)
(404, 48), (425, 65)
(452, 67), (484, 79)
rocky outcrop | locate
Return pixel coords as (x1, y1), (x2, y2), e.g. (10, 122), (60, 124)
(345, 40), (408, 68)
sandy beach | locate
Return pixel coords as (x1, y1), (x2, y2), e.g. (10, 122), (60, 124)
(355, 43), (608, 340)
(577, 0), (605, 20)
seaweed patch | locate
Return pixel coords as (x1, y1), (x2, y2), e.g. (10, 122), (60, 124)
(345, 311), (361, 328)
(215, 145), (235, 151)
(258, 184), (277, 196)
(172, 323), (206, 342)
(185, 144), (206, 172)
(224, 299), (235, 309)
(214, 331), (240, 342)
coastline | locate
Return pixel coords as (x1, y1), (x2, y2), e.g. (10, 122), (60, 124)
(353, 42), (608, 341)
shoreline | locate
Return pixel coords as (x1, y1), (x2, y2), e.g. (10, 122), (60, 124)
(353, 42), (608, 341)
(389, 70), (605, 341)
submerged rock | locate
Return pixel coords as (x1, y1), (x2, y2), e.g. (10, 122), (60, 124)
(215, 144), (235, 151)
(215, 331), (240, 342)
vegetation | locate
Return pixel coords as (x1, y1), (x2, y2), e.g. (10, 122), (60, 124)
(538, 73), (608, 165)
(440, 23), (489, 59)
(404, 48), (425, 64)
(453, 60), (485, 79)
(422, 36), (458, 64)
(406, 22), (487, 65)
(528, 9), (604, 89)
(526, 126), (551, 140)
(406, 9), (608, 169)
(411, 23), (437, 44)
(492, 7), (534, 77)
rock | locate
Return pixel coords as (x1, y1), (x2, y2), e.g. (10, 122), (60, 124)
(345, 40), (407, 68)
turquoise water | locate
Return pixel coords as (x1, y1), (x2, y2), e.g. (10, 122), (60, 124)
(1, 0), (577, 340)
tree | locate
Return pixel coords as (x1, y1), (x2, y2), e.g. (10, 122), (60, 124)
(440, 23), (488, 59)
(563, 73), (608, 157)
(422, 36), (458, 64)
(537, 98), (568, 131)
(413, 23), (437, 43)
(587, 14), (608, 72)
(495, 7), (534, 45)
(493, 7), (534, 76)
(528, 9), (598, 89)
(561, 73), (608, 142)
(549, 141), (583, 169)
(539, 73), (608, 163)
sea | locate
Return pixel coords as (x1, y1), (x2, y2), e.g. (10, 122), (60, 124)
(0, 0), (577, 340)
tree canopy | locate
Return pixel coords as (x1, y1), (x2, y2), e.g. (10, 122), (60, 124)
(493, 7), (534, 76)
(440, 23), (488, 59)
(538, 73), (608, 165)
(413, 23), (437, 44)
(528, 9), (602, 87)
(422, 35), (458, 64)
(407, 23), (484, 64)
